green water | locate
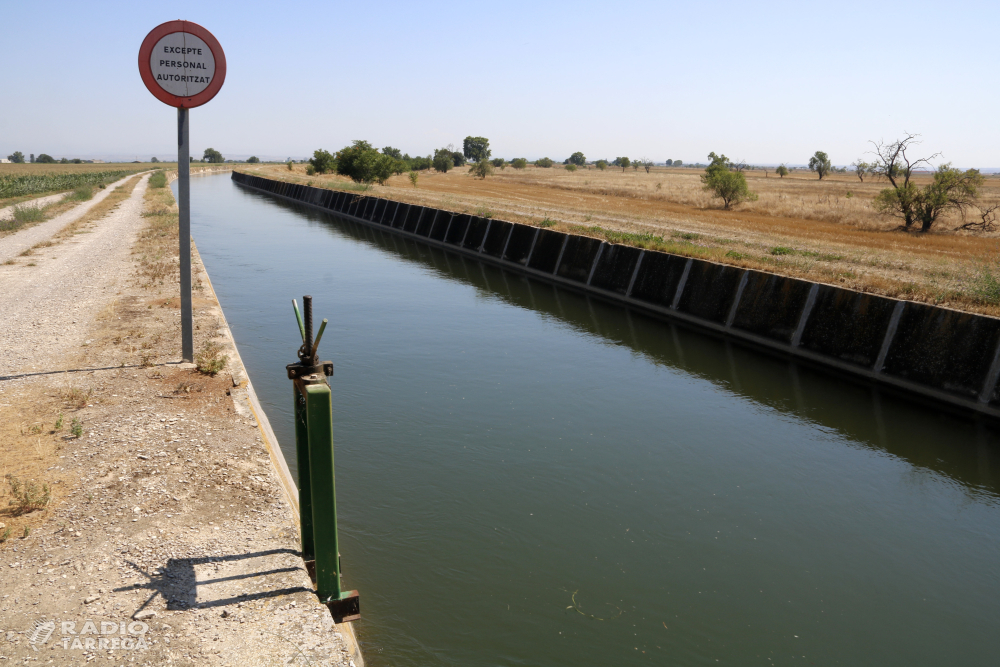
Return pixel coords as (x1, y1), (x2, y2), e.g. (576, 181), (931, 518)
(181, 175), (1000, 666)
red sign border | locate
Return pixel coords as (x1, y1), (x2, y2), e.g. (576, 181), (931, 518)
(138, 20), (226, 108)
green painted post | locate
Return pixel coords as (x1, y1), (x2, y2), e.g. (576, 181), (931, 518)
(288, 296), (359, 621)
(304, 380), (342, 601)
(293, 385), (315, 562)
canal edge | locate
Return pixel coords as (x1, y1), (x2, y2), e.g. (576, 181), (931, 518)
(191, 240), (366, 667)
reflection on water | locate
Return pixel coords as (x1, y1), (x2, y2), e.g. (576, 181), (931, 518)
(331, 209), (1000, 501)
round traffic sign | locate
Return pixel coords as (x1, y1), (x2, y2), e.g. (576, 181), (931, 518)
(138, 20), (226, 108)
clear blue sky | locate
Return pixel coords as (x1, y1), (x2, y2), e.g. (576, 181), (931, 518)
(3, 0), (999, 167)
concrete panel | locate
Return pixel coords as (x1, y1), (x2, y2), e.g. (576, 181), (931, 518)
(446, 214), (470, 245)
(372, 199), (386, 222)
(381, 201), (397, 225)
(415, 208), (437, 237)
(556, 236), (603, 284)
(882, 304), (1000, 399)
(403, 206), (424, 233)
(482, 221), (513, 258)
(362, 198), (376, 220)
(591, 244), (642, 295)
(731, 272), (814, 344)
(429, 212), (451, 241)
(527, 230), (568, 273)
(503, 224), (537, 265)
(629, 252), (691, 309)
(799, 287), (897, 367)
(346, 196), (362, 218)
(392, 204), (409, 229)
(463, 216), (490, 250)
(676, 260), (744, 324)
(335, 192), (348, 213)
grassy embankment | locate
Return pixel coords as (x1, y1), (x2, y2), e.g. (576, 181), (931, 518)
(237, 163), (1000, 317)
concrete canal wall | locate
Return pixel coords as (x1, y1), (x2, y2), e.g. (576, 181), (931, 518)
(232, 171), (1000, 420)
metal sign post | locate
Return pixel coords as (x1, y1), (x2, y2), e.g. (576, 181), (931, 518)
(138, 20), (226, 362)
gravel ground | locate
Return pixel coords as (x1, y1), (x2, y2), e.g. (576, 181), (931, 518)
(0, 174), (363, 665)
(0, 174), (138, 264)
(0, 192), (69, 222)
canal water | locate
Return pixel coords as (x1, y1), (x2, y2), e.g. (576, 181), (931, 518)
(180, 175), (1000, 666)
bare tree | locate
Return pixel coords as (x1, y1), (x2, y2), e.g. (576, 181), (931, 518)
(870, 133), (982, 232)
(958, 203), (1000, 232)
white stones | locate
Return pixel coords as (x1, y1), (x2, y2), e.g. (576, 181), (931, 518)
(133, 610), (156, 620)
(84, 594), (100, 604)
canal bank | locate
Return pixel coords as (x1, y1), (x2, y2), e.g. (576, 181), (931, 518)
(0, 171), (363, 665)
(192, 173), (1000, 667)
(232, 171), (1000, 422)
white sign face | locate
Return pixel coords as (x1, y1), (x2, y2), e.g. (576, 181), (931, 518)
(149, 32), (216, 97)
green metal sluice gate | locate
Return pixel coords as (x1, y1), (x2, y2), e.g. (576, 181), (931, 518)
(287, 295), (360, 622)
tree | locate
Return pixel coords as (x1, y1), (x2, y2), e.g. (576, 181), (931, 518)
(463, 136), (491, 163)
(640, 157), (653, 173)
(409, 171), (418, 187)
(535, 157), (554, 168)
(511, 158), (528, 170)
(851, 160), (873, 182)
(775, 164), (789, 178)
(433, 148), (455, 173)
(470, 160), (495, 179)
(595, 160), (608, 171)
(870, 136), (983, 232)
(203, 148), (224, 163)
(491, 157), (506, 170)
(309, 149), (337, 174)
(246, 156), (260, 163)
(150, 156), (160, 163)
(335, 140), (395, 185)
(674, 159), (683, 167)
(35, 153), (55, 163)
(568, 151), (586, 166)
(808, 151), (831, 179)
(665, 159), (673, 166)
(701, 152), (758, 209)
(613, 157), (630, 172)
(7, 151), (24, 163)
(382, 146), (402, 160)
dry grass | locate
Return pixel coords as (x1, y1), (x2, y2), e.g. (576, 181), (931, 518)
(0, 384), (76, 542)
(135, 172), (180, 287)
(239, 163), (1000, 317)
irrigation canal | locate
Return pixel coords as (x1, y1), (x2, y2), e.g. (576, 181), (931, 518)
(179, 174), (1000, 666)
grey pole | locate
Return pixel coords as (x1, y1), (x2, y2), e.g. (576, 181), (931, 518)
(177, 107), (194, 362)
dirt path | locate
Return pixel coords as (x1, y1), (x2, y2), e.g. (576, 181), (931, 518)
(0, 192), (69, 222)
(0, 174), (140, 263)
(0, 174), (363, 665)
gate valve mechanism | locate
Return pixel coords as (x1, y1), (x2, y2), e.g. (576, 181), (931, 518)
(287, 296), (334, 380)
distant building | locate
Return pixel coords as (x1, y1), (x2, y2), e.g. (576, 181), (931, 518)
(91, 159), (105, 164)
(0, 158), (10, 164)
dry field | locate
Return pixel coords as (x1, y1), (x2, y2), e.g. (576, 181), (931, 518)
(0, 162), (170, 176)
(240, 163), (1000, 317)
